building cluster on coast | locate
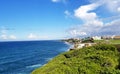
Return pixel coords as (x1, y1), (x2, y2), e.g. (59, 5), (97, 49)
(93, 35), (120, 40)
(63, 35), (120, 50)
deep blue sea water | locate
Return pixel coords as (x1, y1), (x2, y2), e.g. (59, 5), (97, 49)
(0, 40), (69, 74)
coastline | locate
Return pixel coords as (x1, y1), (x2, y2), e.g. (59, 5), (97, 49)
(32, 43), (120, 74)
(63, 41), (74, 51)
(31, 40), (70, 73)
(0, 40), (69, 74)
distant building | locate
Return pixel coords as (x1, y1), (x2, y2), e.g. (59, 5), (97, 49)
(78, 44), (85, 48)
(101, 36), (112, 40)
(77, 43), (96, 49)
(92, 36), (102, 40)
(81, 37), (94, 43)
(113, 36), (120, 40)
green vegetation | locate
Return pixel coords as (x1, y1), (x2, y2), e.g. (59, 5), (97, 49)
(81, 37), (94, 43)
(110, 40), (120, 44)
(32, 44), (120, 74)
(62, 38), (80, 44)
(94, 39), (120, 44)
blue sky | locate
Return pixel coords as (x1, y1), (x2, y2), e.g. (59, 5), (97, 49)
(0, 0), (120, 41)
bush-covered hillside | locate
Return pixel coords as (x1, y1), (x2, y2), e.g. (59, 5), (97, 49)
(32, 44), (120, 74)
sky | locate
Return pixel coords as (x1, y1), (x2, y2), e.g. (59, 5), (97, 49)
(0, 0), (120, 41)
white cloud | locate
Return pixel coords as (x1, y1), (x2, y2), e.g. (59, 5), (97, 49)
(64, 10), (70, 16)
(28, 33), (38, 39)
(1, 29), (7, 34)
(71, 2), (103, 36)
(0, 26), (17, 40)
(68, 26), (88, 37)
(99, 19), (120, 36)
(1, 26), (7, 34)
(0, 34), (7, 39)
(9, 35), (17, 39)
(51, 0), (68, 4)
(74, 3), (99, 21)
(68, 0), (120, 37)
(89, 0), (120, 13)
(105, 0), (120, 13)
(68, 19), (120, 37)
(27, 33), (53, 40)
(51, 0), (60, 3)
(0, 34), (17, 40)
(118, 7), (120, 12)
(74, 2), (103, 26)
(0, 27), (8, 40)
(64, 10), (72, 18)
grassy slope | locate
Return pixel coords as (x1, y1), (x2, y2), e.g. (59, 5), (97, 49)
(94, 40), (120, 44)
(110, 40), (120, 44)
(32, 44), (120, 74)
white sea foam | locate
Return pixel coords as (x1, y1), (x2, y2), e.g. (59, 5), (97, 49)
(45, 58), (52, 62)
(26, 64), (42, 68)
(64, 42), (74, 51)
(18, 73), (27, 74)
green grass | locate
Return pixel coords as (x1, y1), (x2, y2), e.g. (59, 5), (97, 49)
(32, 44), (120, 74)
(109, 40), (120, 44)
(94, 40), (105, 43)
(94, 39), (120, 44)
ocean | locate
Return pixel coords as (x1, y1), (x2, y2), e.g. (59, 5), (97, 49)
(0, 40), (69, 74)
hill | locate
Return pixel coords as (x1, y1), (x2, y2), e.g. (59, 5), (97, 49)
(32, 44), (120, 74)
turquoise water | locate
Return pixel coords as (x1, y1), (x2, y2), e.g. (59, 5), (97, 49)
(0, 40), (69, 74)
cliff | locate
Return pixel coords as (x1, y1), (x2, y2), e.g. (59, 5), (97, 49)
(32, 44), (120, 74)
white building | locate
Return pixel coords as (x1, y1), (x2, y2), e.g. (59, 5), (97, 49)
(77, 43), (96, 49)
(92, 36), (102, 40)
(78, 44), (85, 48)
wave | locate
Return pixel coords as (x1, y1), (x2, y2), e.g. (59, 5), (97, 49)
(0, 55), (40, 66)
(26, 64), (42, 68)
(45, 58), (52, 62)
(0, 51), (42, 65)
(26, 58), (52, 69)
(63, 42), (74, 51)
(0, 41), (69, 74)
(0, 49), (41, 59)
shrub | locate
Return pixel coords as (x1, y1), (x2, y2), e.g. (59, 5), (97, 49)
(32, 44), (120, 74)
